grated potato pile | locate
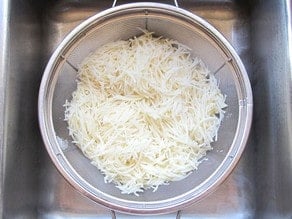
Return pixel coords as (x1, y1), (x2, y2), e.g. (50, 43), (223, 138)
(64, 32), (227, 195)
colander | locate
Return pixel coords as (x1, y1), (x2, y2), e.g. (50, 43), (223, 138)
(38, 2), (253, 215)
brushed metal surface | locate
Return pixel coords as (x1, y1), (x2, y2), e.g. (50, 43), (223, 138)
(251, 1), (292, 218)
(0, 0), (291, 218)
(0, 0), (9, 217)
(0, 0), (45, 218)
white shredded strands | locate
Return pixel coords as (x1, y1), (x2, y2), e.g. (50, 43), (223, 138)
(64, 32), (227, 195)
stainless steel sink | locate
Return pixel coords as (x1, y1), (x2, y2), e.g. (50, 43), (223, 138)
(0, 0), (291, 218)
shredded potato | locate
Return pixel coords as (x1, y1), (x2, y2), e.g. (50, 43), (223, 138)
(64, 32), (227, 195)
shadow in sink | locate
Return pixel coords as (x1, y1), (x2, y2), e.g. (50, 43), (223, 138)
(0, 0), (291, 218)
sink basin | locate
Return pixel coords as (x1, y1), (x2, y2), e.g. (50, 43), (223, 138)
(0, 0), (291, 218)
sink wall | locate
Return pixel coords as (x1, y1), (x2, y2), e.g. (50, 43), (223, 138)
(251, 1), (292, 217)
(0, 0), (45, 218)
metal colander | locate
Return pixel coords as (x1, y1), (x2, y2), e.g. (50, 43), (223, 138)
(38, 2), (252, 214)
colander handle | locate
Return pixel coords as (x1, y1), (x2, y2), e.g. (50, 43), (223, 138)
(112, 0), (179, 8)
